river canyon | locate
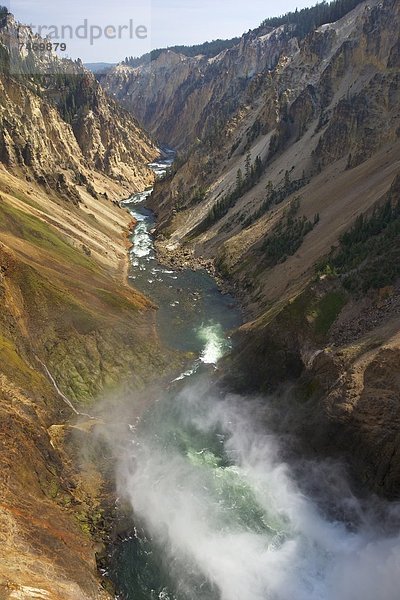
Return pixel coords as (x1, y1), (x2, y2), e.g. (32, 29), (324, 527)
(0, 0), (399, 597)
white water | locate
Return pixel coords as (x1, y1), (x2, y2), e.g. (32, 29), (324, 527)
(130, 214), (154, 261)
(116, 381), (400, 600)
(198, 324), (230, 365)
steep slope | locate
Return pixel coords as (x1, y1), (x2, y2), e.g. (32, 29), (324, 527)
(0, 11), (173, 599)
(140, 0), (399, 495)
(0, 169), (173, 599)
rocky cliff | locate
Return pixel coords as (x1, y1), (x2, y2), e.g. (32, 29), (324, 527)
(0, 12), (157, 197)
(0, 11), (172, 599)
(119, 0), (400, 496)
(102, 27), (296, 150)
(0, 167), (175, 599)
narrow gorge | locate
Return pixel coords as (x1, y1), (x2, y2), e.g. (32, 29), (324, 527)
(0, 0), (399, 599)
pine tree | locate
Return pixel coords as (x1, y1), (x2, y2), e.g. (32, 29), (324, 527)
(236, 168), (243, 191)
(245, 152), (251, 181)
(254, 155), (263, 178)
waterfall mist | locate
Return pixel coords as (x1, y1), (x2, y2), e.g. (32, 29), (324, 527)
(101, 377), (400, 600)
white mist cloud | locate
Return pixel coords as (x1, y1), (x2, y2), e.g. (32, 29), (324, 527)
(103, 378), (400, 600)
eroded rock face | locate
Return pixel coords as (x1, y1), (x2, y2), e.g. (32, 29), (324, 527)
(309, 343), (400, 498)
(146, 0), (399, 244)
(0, 374), (111, 600)
(0, 11), (169, 598)
(0, 14), (157, 197)
(102, 27), (295, 149)
(0, 166), (175, 597)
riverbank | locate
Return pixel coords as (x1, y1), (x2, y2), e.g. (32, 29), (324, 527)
(153, 236), (241, 301)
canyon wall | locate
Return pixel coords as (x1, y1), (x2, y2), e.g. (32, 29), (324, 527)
(109, 0), (400, 496)
(0, 13), (171, 599)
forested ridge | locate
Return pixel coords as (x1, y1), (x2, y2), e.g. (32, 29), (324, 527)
(123, 0), (364, 68)
(257, 0), (364, 37)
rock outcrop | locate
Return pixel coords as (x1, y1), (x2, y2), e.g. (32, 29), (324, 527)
(0, 12), (158, 197)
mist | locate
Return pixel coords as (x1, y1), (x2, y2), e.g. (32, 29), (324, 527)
(98, 377), (400, 600)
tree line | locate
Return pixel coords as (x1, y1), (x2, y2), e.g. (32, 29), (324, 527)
(258, 0), (364, 39)
(318, 191), (400, 293)
(123, 37), (241, 68)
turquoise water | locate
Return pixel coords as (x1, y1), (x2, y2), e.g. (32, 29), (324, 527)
(107, 157), (245, 599)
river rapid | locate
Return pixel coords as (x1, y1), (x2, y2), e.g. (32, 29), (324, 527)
(106, 153), (400, 600)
